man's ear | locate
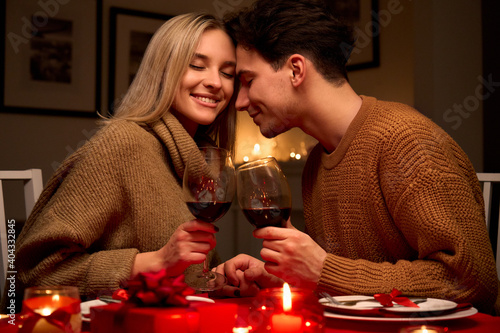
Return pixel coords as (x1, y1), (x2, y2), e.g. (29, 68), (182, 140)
(287, 54), (306, 87)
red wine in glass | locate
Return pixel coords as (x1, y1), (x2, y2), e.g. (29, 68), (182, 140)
(242, 207), (291, 228)
(237, 157), (292, 228)
(183, 147), (235, 291)
(186, 201), (232, 223)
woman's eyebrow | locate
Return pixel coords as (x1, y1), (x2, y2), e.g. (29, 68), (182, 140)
(193, 53), (236, 67)
(193, 53), (207, 60)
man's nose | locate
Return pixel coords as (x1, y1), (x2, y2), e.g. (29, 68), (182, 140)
(235, 87), (249, 111)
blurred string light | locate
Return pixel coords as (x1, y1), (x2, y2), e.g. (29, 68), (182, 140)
(242, 143), (305, 162)
(235, 113), (317, 164)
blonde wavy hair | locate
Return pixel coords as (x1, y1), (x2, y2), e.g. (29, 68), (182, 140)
(106, 12), (237, 154)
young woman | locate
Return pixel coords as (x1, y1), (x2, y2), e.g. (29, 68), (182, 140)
(9, 12), (237, 307)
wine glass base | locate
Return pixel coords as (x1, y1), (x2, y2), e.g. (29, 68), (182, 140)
(185, 271), (227, 292)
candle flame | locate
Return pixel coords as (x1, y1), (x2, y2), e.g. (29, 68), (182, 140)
(41, 307), (52, 316)
(282, 283), (292, 311)
(52, 294), (60, 302)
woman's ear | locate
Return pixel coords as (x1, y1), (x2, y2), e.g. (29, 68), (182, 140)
(287, 54), (306, 87)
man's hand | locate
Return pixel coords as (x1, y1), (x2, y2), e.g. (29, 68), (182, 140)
(254, 221), (327, 290)
(214, 254), (283, 297)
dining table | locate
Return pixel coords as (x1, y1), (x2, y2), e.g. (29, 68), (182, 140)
(216, 297), (499, 333)
(78, 295), (500, 333)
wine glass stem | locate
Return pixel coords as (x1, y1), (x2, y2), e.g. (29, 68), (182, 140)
(203, 258), (209, 274)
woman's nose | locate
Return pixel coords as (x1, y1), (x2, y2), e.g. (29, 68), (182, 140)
(204, 70), (222, 89)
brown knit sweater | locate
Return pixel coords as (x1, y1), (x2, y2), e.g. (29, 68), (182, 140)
(302, 96), (499, 314)
(5, 113), (217, 309)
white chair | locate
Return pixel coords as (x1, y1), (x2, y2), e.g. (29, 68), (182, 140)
(477, 173), (500, 277)
(0, 169), (43, 297)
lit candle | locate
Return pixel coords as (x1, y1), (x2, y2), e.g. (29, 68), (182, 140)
(253, 144), (260, 156)
(23, 291), (81, 333)
(270, 283), (303, 333)
(400, 325), (447, 333)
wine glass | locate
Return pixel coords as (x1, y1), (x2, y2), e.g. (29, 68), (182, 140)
(236, 157), (292, 228)
(182, 147), (236, 291)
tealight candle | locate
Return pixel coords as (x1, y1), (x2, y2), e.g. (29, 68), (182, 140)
(22, 286), (81, 333)
(400, 325), (448, 333)
(253, 284), (324, 332)
(270, 283), (303, 333)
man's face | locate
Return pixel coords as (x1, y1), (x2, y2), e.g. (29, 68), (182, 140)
(235, 46), (295, 138)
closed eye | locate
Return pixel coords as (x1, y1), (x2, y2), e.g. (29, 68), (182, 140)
(221, 71), (234, 79)
(242, 78), (253, 87)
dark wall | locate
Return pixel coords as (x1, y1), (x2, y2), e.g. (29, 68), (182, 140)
(482, 0), (500, 172)
(482, 0), (500, 256)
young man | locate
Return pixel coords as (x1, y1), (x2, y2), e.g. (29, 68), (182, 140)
(216, 0), (499, 314)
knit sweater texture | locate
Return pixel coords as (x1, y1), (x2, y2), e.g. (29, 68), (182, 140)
(6, 113), (217, 308)
(302, 96), (499, 314)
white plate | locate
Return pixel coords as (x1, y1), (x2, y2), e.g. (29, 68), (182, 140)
(320, 295), (383, 310)
(385, 298), (457, 313)
(320, 296), (457, 313)
(324, 307), (478, 322)
(81, 299), (107, 322)
(186, 295), (215, 303)
(80, 296), (214, 322)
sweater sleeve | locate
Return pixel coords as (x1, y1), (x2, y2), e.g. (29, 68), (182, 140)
(16, 123), (145, 299)
(318, 168), (498, 312)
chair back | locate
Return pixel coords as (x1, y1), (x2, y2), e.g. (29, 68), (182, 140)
(0, 169), (43, 297)
(477, 173), (500, 277)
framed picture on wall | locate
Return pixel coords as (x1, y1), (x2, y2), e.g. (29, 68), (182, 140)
(108, 8), (172, 112)
(1, 0), (102, 115)
(325, 0), (380, 71)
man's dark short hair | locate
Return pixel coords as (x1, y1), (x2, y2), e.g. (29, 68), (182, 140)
(224, 0), (356, 84)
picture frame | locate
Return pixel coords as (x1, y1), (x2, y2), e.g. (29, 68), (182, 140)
(326, 0), (380, 71)
(108, 8), (172, 112)
(1, 0), (102, 116)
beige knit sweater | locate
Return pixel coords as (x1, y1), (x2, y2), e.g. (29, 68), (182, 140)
(7, 113), (217, 309)
(303, 96), (499, 314)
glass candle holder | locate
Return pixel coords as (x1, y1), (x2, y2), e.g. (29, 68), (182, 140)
(249, 285), (325, 333)
(400, 325), (448, 333)
(22, 286), (81, 333)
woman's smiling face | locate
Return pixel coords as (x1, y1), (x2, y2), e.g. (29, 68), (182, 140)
(172, 28), (236, 136)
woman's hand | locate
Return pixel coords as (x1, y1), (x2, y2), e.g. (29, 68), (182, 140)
(131, 220), (218, 278)
(213, 254), (284, 297)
